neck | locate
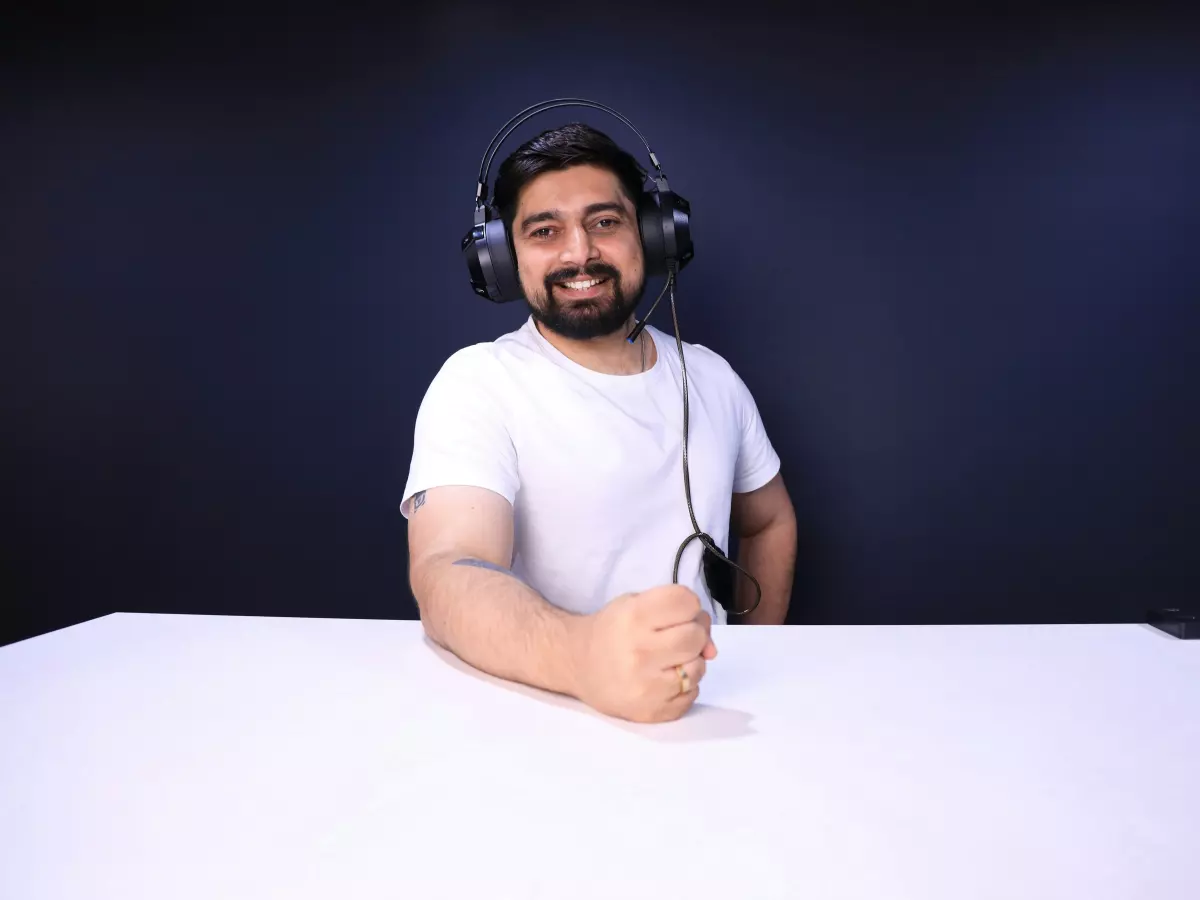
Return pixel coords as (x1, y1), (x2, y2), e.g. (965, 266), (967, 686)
(534, 316), (654, 375)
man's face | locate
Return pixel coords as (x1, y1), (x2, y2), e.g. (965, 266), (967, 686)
(511, 163), (645, 340)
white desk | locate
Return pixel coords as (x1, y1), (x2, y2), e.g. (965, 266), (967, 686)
(1, 613), (1196, 899)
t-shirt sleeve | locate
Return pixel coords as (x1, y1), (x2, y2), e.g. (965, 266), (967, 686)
(730, 366), (782, 494)
(400, 347), (519, 518)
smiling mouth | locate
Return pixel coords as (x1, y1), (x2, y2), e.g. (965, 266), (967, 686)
(556, 277), (609, 292)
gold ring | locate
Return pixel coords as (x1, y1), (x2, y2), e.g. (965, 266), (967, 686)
(677, 664), (690, 695)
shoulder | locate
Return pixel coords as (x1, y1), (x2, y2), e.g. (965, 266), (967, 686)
(424, 320), (544, 392)
(431, 341), (506, 382)
(654, 326), (755, 396)
(672, 333), (735, 374)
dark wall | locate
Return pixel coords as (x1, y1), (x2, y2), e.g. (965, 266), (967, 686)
(3, 5), (1198, 645)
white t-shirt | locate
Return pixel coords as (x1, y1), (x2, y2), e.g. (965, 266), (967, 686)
(400, 315), (781, 625)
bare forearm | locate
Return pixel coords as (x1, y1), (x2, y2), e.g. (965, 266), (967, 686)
(412, 555), (584, 696)
(734, 518), (796, 625)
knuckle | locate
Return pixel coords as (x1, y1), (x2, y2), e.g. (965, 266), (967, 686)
(622, 606), (648, 633)
(664, 584), (696, 605)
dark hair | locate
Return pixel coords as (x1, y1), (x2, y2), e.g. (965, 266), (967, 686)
(492, 122), (648, 234)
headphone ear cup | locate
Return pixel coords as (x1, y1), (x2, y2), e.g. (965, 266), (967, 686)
(462, 223), (494, 300)
(462, 210), (523, 303)
(483, 218), (523, 302)
(638, 189), (694, 277)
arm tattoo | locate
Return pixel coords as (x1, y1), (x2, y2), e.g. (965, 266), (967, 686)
(452, 557), (516, 577)
(411, 490), (427, 512)
(451, 556), (542, 600)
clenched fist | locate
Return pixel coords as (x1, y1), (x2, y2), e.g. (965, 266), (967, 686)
(572, 585), (718, 723)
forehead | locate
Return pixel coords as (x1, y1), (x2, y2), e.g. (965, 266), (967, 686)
(515, 164), (632, 215)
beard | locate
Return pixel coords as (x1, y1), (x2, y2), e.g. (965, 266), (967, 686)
(523, 260), (645, 340)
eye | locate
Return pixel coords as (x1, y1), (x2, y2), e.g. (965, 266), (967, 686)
(530, 227), (553, 239)
(594, 218), (619, 229)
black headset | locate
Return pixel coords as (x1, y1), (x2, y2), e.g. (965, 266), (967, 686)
(462, 98), (695, 304)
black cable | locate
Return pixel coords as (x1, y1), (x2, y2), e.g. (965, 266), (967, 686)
(660, 264), (763, 618)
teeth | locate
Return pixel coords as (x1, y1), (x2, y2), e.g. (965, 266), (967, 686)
(561, 278), (603, 290)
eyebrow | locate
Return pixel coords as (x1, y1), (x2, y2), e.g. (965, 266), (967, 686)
(519, 201), (627, 232)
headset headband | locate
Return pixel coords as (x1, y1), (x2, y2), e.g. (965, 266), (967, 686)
(462, 97), (693, 303)
(474, 98), (670, 222)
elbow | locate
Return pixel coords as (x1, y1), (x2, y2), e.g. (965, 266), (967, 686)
(418, 610), (447, 649)
(408, 557), (448, 647)
(412, 590), (450, 650)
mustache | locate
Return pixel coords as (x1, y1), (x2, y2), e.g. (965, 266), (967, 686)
(545, 261), (621, 284)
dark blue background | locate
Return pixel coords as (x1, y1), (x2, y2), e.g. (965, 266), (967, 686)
(3, 4), (1198, 645)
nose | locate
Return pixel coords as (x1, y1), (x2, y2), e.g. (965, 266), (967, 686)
(558, 222), (600, 268)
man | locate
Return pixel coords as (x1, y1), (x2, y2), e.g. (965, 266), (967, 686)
(401, 121), (797, 724)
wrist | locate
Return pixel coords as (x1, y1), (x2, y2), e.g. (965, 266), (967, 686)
(558, 611), (594, 702)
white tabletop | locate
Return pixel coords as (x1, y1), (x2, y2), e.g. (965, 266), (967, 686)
(1, 613), (1197, 899)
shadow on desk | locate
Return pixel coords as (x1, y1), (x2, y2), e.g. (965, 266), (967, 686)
(422, 636), (756, 743)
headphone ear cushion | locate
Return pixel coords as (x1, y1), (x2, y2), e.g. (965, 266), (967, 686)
(483, 217), (524, 302)
(464, 211), (524, 303)
(463, 222), (494, 300)
(638, 189), (694, 277)
(638, 191), (667, 276)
